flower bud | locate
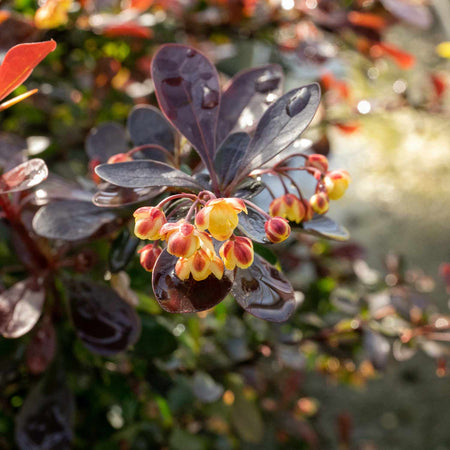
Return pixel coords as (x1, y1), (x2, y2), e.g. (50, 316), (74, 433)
(219, 237), (254, 270)
(300, 198), (314, 222)
(175, 248), (224, 282)
(133, 207), (166, 240)
(306, 154), (328, 173)
(265, 217), (291, 243)
(107, 153), (132, 164)
(324, 170), (351, 200)
(138, 244), (162, 272)
(269, 194), (305, 223)
(162, 221), (200, 258)
(310, 192), (329, 214)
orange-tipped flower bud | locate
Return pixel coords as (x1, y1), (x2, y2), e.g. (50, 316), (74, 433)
(219, 236), (254, 270)
(175, 248), (224, 282)
(265, 217), (291, 243)
(107, 153), (132, 164)
(138, 244), (162, 272)
(324, 170), (351, 200)
(133, 207), (166, 240)
(306, 154), (328, 173)
(300, 198), (314, 222)
(269, 194), (305, 223)
(161, 221), (200, 258)
(310, 192), (329, 214)
(195, 197), (247, 241)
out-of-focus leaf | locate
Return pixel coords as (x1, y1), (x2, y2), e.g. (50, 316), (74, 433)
(236, 83), (320, 178)
(32, 200), (117, 241)
(67, 279), (141, 356)
(216, 64), (283, 145)
(232, 254), (298, 322)
(169, 428), (208, 450)
(95, 160), (204, 190)
(0, 132), (27, 172)
(0, 159), (48, 193)
(237, 205), (270, 244)
(214, 132), (250, 187)
(15, 368), (73, 450)
(127, 105), (176, 152)
(151, 44), (220, 175)
(191, 371), (224, 403)
(0, 40), (56, 102)
(363, 328), (390, 370)
(0, 15), (39, 52)
(381, 0), (432, 29)
(0, 279), (45, 339)
(85, 122), (128, 163)
(152, 250), (233, 313)
(109, 228), (140, 273)
(392, 339), (417, 362)
(231, 390), (264, 444)
(133, 316), (177, 358)
(25, 316), (56, 375)
(297, 215), (350, 241)
(93, 183), (163, 207)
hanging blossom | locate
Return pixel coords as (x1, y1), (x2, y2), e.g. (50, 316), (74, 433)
(94, 43), (351, 321)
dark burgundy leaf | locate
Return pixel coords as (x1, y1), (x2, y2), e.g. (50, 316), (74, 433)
(151, 44), (220, 175)
(0, 159), (48, 193)
(0, 279), (45, 339)
(363, 328), (390, 370)
(0, 132), (27, 173)
(15, 370), (73, 450)
(93, 183), (163, 207)
(95, 160), (204, 190)
(381, 0), (432, 29)
(109, 228), (140, 273)
(217, 64), (283, 145)
(297, 215), (349, 241)
(32, 200), (117, 241)
(236, 84), (320, 179)
(237, 205), (270, 244)
(85, 122), (128, 162)
(133, 316), (177, 358)
(67, 279), (141, 356)
(127, 104), (176, 152)
(25, 316), (56, 375)
(0, 15), (39, 52)
(233, 177), (265, 199)
(214, 132), (250, 188)
(152, 250), (234, 313)
(232, 254), (298, 322)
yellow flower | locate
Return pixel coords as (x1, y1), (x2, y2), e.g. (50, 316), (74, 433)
(219, 237), (254, 270)
(133, 207), (166, 240)
(195, 198), (247, 241)
(324, 170), (351, 200)
(35, 0), (72, 29)
(175, 247), (224, 282)
(160, 220), (201, 258)
(310, 192), (329, 214)
(269, 194), (305, 223)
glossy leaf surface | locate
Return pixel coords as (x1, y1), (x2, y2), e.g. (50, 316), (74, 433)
(217, 64), (283, 145)
(93, 183), (163, 207)
(237, 205), (270, 244)
(299, 215), (349, 241)
(32, 200), (117, 241)
(95, 160), (204, 190)
(237, 83), (320, 177)
(109, 228), (140, 273)
(0, 159), (48, 193)
(232, 254), (297, 322)
(85, 122), (128, 162)
(15, 370), (73, 450)
(213, 132), (250, 188)
(152, 250), (234, 313)
(127, 105), (175, 152)
(0, 40), (56, 102)
(0, 279), (45, 338)
(67, 279), (141, 356)
(151, 44), (220, 174)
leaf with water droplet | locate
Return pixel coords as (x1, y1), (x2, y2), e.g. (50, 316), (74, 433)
(93, 183), (163, 208)
(152, 250), (234, 313)
(0, 159), (48, 193)
(232, 254), (298, 322)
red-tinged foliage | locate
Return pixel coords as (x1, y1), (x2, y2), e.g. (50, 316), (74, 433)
(321, 72), (349, 99)
(347, 11), (387, 30)
(371, 42), (415, 69)
(334, 122), (361, 134)
(0, 40), (56, 102)
(430, 74), (446, 99)
(102, 23), (153, 39)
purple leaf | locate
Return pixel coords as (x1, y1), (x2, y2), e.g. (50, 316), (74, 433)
(0, 132), (27, 173)
(67, 279), (141, 356)
(297, 215), (349, 241)
(152, 250), (234, 313)
(381, 0), (432, 29)
(151, 44), (220, 176)
(237, 205), (270, 244)
(0, 159), (48, 193)
(95, 160), (205, 190)
(232, 254), (298, 322)
(236, 83), (320, 179)
(0, 279), (45, 339)
(85, 122), (128, 162)
(217, 64), (283, 146)
(93, 183), (163, 207)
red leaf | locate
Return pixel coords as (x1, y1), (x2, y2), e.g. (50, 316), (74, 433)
(0, 40), (56, 102)
(371, 42), (415, 69)
(347, 11), (387, 30)
(102, 23), (153, 39)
